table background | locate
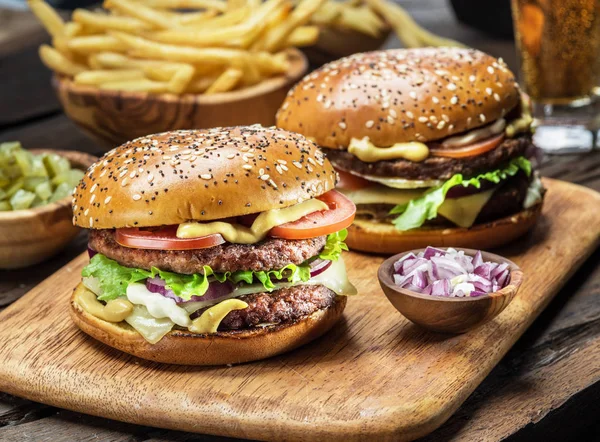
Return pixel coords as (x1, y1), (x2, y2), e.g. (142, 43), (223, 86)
(1, 1), (599, 441)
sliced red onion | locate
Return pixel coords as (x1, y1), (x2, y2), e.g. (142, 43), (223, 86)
(144, 260), (332, 304)
(146, 277), (234, 304)
(87, 246), (97, 259)
(423, 246), (446, 259)
(309, 259), (332, 277)
(392, 247), (511, 297)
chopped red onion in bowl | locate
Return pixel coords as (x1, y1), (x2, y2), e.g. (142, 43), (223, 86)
(392, 247), (511, 297)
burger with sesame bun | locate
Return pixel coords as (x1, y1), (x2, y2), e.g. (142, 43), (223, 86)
(276, 48), (544, 254)
(70, 126), (357, 365)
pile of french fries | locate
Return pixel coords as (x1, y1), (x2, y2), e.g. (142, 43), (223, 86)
(30, 0), (461, 96)
(29, 0), (385, 95)
(30, 0), (329, 95)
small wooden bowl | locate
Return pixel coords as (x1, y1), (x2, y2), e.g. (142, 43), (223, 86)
(378, 248), (523, 334)
(53, 48), (308, 149)
(0, 150), (97, 269)
(302, 25), (391, 66)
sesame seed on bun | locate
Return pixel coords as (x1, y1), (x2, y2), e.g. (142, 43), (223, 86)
(72, 126), (338, 230)
(276, 47), (520, 149)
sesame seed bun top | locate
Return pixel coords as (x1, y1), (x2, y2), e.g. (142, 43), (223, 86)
(276, 48), (520, 149)
(72, 126), (337, 229)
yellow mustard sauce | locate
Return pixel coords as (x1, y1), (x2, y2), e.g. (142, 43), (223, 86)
(189, 299), (249, 334)
(348, 137), (430, 162)
(78, 290), (134, 322)
(177, 198), (329, 244)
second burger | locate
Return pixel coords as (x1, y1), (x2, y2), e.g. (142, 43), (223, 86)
(277, 48), (544, 254)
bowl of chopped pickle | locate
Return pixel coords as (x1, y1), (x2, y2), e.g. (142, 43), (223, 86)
(0, 142), (97, 269)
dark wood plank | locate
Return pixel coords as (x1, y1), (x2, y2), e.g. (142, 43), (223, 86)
(0, 0), (599, 440)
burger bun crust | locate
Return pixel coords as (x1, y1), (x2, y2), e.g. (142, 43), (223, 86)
(72, 126), (337, 229)
(346, 203), (543, 255)
(277, 48), (520, 149)
(70, 282), (347, 365)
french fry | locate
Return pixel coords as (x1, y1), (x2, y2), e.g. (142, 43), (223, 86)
(39, 45), (86, 76)
(153, 0), (283, 48)
(63, 22), (83, 38)
(227, 0), (246, 11)
(190, 6), (249, 29)
(337, 5), (383, 37)
(259, 0), (326, 52)
(27, 0), (64, 38)
(170, 10), (219, 25)
(185, 75), (221, 93)
(310, 2), (341, 25)
(205, 68), (243, 94)
(74, 70), (146, 85)
(51, 36), (71, 55)
(366, 0), (464, 48)
(99, 79), (170, 93)
(67, 35), (128, 54)
(230, 54), (262, 86)
(30, 0), (316, 96)
(285, 26), (319, 47)
(111, 31), (249, 65)
(253, 51), (290, 75)
(167, 64), (196, 93)
(141, 0), (227, 12)
(73, 9), (153, 33)
(104, 0), (179, 29)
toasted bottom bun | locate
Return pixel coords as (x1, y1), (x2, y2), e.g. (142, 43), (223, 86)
(70, 283), (347, 366)
(346, 202), (544, 255)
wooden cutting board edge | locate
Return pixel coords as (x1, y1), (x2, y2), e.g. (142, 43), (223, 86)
(0, 178), (599, 442)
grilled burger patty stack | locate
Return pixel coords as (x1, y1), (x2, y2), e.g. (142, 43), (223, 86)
(276, 48), (545, 254)
(70, 126), (357, 365)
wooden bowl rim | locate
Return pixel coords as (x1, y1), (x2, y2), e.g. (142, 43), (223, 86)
(378, 247), (523, 304)
(52, 48), (308, 105)
(0, 149), (97, 221)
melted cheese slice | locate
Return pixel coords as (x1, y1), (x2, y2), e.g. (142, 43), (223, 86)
(125, 305), (175, 345)
(177, 198), (328, 244)
(341, 186), (495, 228)
(127, 283), (191, 327)
(438, 189), (495, 227)
(79, 256), (357, 344)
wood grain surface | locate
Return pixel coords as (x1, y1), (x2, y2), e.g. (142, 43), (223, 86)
(2, 1), (600, 440)
(0, 178), (598, 442)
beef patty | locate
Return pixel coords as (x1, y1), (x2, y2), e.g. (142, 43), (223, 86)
(356, 173), (532, 226)
(89, 230), (326, 274)
(196, 284), (338, 331)
(325, 136), (531, 181)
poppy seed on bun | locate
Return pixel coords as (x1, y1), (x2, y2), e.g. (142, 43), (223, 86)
(276, 47), (520, 149)
(72, 126), (338, 229)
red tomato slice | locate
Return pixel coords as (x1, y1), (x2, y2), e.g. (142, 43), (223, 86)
(430, 133), (505, 159)
(269, 190), (356, 240)
(336, 169), (371, 190)
(115, 225), (225, 250)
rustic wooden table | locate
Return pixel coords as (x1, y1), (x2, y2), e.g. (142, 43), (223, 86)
(1, 1), (599, 441)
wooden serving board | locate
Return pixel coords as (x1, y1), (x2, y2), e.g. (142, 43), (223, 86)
(0, 178), (598, 441)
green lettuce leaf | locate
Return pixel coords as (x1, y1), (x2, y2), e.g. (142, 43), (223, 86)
(82, 254), (147, 301)
(390, 156), (532, 231)
(82, 228), (350, 301)
(318, 229), (349, 261)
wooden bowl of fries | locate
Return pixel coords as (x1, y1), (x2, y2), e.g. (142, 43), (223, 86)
(52, 48), (307, 148)
(30, 0), (316, 148)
